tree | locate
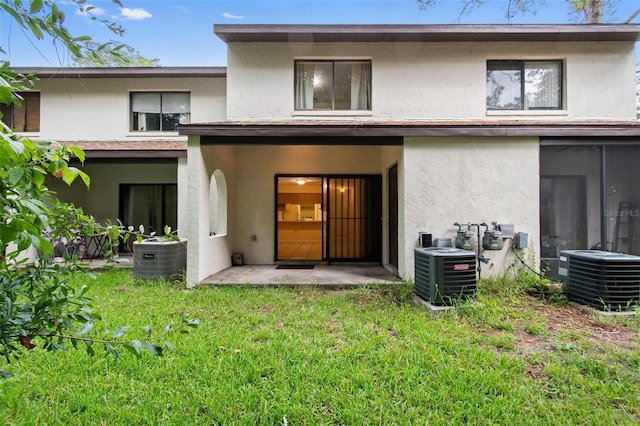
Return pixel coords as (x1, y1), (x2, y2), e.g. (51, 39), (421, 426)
(416, 0), (614, 23)
(0, 0), (195, 375)
(73, 40), (160, 67)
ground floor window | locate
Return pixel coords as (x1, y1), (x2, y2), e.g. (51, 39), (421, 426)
(540, 144), (640, 266)
(119, 184), (177, 244)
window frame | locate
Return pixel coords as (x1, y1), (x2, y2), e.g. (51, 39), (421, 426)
(486, 60), (564, 111)
(130, 91), (191, 132)
(0, 91), (40, 132)
(293, 59), (372, 112)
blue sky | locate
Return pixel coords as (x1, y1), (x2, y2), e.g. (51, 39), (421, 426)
(1, 0), (639, 67)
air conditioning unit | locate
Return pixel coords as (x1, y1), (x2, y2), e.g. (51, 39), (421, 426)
(558, 250), (640, 311)
(414, 247), (477, 306)
(133, 238), (187, 280)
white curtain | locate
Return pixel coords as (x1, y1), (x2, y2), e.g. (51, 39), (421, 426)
(525, 62), (561, 109)
(350, 62), (371, 110)
(295, 63), (315, 109)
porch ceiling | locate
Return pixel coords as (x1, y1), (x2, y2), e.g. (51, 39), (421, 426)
(180, 120), (640, 142)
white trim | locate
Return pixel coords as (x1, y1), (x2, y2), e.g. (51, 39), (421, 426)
(486, 110), (569, 117)
(292, 110), (373, 117)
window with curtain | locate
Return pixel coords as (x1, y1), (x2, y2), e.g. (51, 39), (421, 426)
(486, 60), (562, 110)
(295, 60), (371, 111)
(130, 92), (190, 131)
(0, 92), (40, 132)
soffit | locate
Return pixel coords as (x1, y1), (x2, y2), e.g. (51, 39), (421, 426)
(214, 24), (640, 43)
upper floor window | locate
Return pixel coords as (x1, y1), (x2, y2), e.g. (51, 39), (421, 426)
(295, 60), (371, 111)
(486, 60), (562, 110)
(0, 92), (40, 132)
(131, 92), (190, 131)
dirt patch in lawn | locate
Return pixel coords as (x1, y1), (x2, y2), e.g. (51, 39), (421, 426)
(512, 303), (640, 360)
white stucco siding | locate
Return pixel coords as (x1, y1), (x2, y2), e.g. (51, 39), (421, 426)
(48, 161), (178, 224)
(33, 77), (226, 140)
(186, 140), (237, 287)
(226, 41), (636, 121)
(177, 157), (188, 239)
(402, 137), (540, 279)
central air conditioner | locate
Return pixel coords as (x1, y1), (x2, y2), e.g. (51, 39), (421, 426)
(414, 247), (477, 306)
(558, 250), (640, 311)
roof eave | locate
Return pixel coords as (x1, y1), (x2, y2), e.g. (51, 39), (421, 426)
(180, 121), (640, 139)
(214, 24), (640, 43)
(12, 66), (227, 79)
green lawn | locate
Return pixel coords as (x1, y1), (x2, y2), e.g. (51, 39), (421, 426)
(1, 269), (639, 425)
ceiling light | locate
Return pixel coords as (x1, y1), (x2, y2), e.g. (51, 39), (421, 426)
(295, 179), (306, 185)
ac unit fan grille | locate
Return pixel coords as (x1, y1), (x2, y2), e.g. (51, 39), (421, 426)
(560, 250), (640, 311)
(415, 248), (476, 306)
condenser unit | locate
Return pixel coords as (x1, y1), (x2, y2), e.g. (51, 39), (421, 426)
(414, 247), (477, 306)
(133, 238), (187, 280)
(558, 250), (640, 311)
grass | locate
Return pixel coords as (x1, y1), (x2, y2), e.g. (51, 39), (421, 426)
(1, 269), (639, 425)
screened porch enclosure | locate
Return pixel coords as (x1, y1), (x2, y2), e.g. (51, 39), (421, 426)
(540, 144), (640, 267)
(276, 175), (382, 262)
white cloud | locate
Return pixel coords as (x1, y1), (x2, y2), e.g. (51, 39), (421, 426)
(222, 12), (244, 20)
(120, 7), (152, 21)
(75, 4), (106, 17)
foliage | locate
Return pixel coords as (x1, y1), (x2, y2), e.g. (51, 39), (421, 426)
(0, 0), (125, 57)
(72, 40), (159, 67)
(0, 0), (195, 376)
(416, 0), (615, 23)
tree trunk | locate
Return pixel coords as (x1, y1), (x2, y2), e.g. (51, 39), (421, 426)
(587, 0), (604, 23)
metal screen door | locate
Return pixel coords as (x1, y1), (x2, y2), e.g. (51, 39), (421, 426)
(324, 176), (382, 262)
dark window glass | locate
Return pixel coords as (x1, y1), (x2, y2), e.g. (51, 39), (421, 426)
(487, 60), (562, 110)
(295, 60), (371, 111)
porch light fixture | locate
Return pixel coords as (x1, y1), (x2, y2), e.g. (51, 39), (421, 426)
(295, 179), (306, 185)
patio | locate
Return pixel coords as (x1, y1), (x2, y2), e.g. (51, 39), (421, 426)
(201, 264), (403, 287)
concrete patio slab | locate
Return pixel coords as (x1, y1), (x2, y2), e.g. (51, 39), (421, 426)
(201, 264), (403, 287)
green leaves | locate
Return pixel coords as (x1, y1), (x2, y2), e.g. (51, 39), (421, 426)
(29, 0), (44, 14)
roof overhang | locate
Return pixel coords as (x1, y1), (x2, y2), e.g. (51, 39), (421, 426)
(214, 24), (640, 44)
(180, 120), (640, 143)
(59, 141), (187, 158)
(11, 67), (226, 79)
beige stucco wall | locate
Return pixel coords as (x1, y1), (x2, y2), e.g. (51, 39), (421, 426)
(186, 139), (238, 286)
(402, 136), (540, 279)
(29, 76), (226, 141)
(226, 41), (636, 121)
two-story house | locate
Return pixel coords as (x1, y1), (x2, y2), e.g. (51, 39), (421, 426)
(181, 24), (640, 287)
(6, 67), (226, 255)
(9, 24), (640, 288)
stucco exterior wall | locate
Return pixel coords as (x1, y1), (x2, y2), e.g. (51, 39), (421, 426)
(48, 160), (178, 224)
(30, 76), (226, 140)
(186, 139), (238, 286)
(226, 41), (636, 121)
(402, 137), (540, 279)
